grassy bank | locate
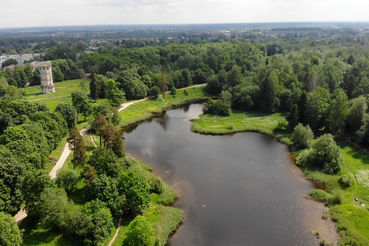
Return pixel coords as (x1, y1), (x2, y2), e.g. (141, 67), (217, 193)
(192, 109), (369, 245)
(23, 79), (89, 111)
(119, 86), (211, 128)
(191, 109), (292, 144)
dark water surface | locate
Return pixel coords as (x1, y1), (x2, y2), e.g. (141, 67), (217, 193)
(123, 103), (337, 246)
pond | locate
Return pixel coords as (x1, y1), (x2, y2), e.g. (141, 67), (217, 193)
(123, 103), (337, 246)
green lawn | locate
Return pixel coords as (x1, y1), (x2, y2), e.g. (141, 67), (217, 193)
(23, 80), (89, 111)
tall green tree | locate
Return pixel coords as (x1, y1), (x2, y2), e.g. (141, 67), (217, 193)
(0, 146), (24, 215)
(346, 96), (367, 135)
(68, 128), (86, 169)
(118, 171), (150, 213)
(21, 169), (54, 213)
(327, 88), (349, 136)
(88, 147), (122, 177)
(259, 71), (279, 113)
(55, 103), (78, 129)
(0, 212), (23, 246)
(71, 91), (92, 121)
(124, 215), (157, 246)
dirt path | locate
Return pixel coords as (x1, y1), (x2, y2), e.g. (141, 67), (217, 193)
(108, 214), (123, 246)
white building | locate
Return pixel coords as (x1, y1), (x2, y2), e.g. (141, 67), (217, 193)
(0, 53), (45, 68)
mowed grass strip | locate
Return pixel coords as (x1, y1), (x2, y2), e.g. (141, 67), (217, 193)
(24, 79), (89, 111)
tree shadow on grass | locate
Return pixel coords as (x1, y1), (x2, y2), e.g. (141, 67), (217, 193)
(21, 215), (77, 246)
(337, 142), (369, 165)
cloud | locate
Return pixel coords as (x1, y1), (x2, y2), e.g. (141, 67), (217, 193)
(1, 0), (369, 28)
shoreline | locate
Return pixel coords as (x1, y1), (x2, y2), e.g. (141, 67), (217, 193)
(122, 102), (339, 245)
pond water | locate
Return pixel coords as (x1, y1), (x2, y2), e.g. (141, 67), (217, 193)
(123, 103), (337, 246)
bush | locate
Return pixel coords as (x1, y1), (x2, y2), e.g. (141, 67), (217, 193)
(183, 89), (188, 95)
(151, 177), (165, 194)
(296, 149), (312, 168)
(292, 123), (314, 149)
(203, 98), (231, 116)
(124, 215), (157, 246)
(227, 124), (235, 130)
(56, 168), (80, 193)
(170, 87), (177, 95)
(297, 134), (343, 174)
(149, 86), (161, 98)
(339, 174), (353, 188)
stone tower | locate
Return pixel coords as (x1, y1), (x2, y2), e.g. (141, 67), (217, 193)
(40, 62), (55, 94)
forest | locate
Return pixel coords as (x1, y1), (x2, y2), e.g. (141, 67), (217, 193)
(1, 28), (369, 245)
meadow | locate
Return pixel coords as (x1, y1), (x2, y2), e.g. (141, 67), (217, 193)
(23, 80), (88, 111)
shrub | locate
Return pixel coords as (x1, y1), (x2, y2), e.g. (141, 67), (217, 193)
(151, 177), (165, 194)
(339, 174), (353, 188)
(297, 134), (343, 174)
(203, 98), (231, 116)
(292, 123), (314, 149)
(227, 124), (235, 130)
(170, 87), (177, 95)
(149, 86), (161, 98)
(124, 215), (157, 246)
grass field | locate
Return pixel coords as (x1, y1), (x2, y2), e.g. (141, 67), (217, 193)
(23, 80), (89, 111)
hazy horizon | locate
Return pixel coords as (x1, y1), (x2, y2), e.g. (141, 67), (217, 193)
(1, 0), (369, 29)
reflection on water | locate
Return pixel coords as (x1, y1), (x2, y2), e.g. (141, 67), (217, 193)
(123, 103), (337, 246)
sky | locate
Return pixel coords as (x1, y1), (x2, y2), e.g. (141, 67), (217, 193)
(1, 0), (369, 28)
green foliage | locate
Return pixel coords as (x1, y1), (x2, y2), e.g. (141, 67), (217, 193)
(105, 79), (126, 106)
(71, 90), (92, 121)
(150, 177), (165, 194)
(297, 134), (343, 174)
(118, 171), (150, 213)
(346, 96), (367, 135)
(124, 215), (157, 246)
(88, 174), (125, 217)
(55, 103), (78, 129)
(203, 98), (231, 116)
(68, 128), (87, 169)
(112, 133), (125, 157)
(0, 146), (24, 215)
(36, 188), (70, 229)
(150, 86), (161, 98)
(88, 147), (122, 177)
(0, 211), (23, 246)
(292, 123), (314, 149)
(170, 86), (177, 95)
(56, 168), (80, 193)
(63, 200), (114, 246)
(338, 174), (353, 188)
(22, 169), (54, 213)
(2, 58), (18, 67)
(327, 89), (349, 136)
